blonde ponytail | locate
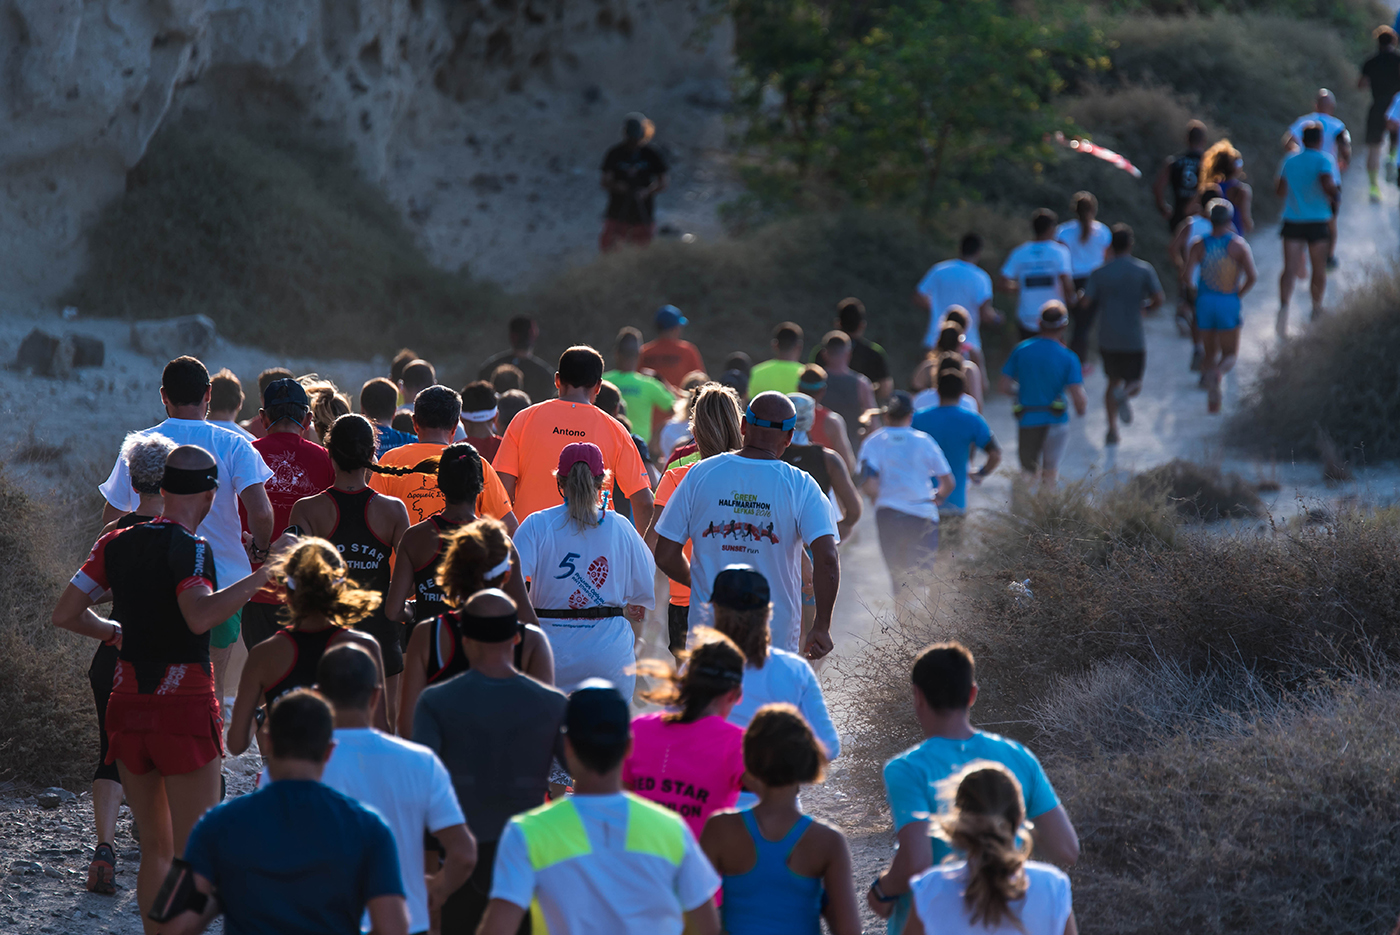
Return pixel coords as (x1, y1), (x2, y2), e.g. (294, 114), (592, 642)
(270, 538), (380, 629)
(936, 762), (1032, 930)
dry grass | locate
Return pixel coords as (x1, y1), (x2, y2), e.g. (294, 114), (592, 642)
(0, 470), (105, 786)
(1127, 459), (1264, 520)
(1234, 266), (1400, 461)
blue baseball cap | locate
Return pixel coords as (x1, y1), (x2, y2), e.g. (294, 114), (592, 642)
(655, 305), (688, 330)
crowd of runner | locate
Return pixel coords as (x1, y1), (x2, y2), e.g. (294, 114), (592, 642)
(43, 26), (1400, 934)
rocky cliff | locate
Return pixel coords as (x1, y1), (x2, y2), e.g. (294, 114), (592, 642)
(0, 0), (733, 302)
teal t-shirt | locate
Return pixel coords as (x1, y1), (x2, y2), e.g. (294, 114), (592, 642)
(602, 369), (674, 441)
(881, 730), (1060, 934)
(1001, 338), (1082, 428)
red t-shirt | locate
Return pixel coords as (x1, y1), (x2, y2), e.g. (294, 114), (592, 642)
(242, 431), (334, 603)
(640, 337), (706, 389)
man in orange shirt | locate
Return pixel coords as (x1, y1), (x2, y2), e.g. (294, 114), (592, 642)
(639, 305), (706, 389)
(370, 385), (518, 531)
(495, 346), (653, 531)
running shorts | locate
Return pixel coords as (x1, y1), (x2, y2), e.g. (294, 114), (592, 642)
(1367, 102), (1390, 145)
(667, 603), (690, 656)
(105, 662), (223, 776)
(358, 610), (406, 677)
(875, 508), (940, 579)
(1280, 221), (1330, 242)
(1018, 423), (1070, 473)
(89, 645), (120, 783)
(1100, 349), (1146, 383)
(1195, 291), (1242, 331)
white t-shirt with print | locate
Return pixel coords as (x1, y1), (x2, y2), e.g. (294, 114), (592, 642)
(513, 504), (657, 694)
(491, 793), (720, 935)
(98, 418), (272, 586)
(916, 259), (994, 350)
(1001, 241), (1074, 330)
(1184, 215), (1213, 287)
(912, 390), (979, 414)
(1054, 220), (1112, 278)
(1287, 112), (1349, 178)
(320, 729), (465, 935)
(857, 426), (952, 521)
(910, 861), (1072, 935)
(655, 453), (837, 653)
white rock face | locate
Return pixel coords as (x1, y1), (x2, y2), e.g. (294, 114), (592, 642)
(0, 0), (734, 302)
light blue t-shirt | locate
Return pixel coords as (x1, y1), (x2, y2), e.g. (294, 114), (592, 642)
(910, 405), (995, 511)
(1001, 338), (1082, 428)
(881, 730), (1060, 934)
(1278, 148), (1338, 223)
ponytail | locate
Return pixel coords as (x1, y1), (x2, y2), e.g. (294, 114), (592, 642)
(437, 518), (513, 605)
(557, 461), (611, 530)
(712, 604), (771, 668)
(269, 538), (380, 628)
(639, 629), (745, 723)
(936, 763), (1032, 929)
(324, 413), (444, 478)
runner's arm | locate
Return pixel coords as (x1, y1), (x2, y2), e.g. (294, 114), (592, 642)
(819, 829), (862, 935)
(628, 486), (654, 536)
(682, 899), (720, 935)
(426, 823), (477, 914)
(997, 373), (1016, 396)
(522, 625), (555, 685)
(1152, 158), (1172, 217)
(1234, 182), (1255, 234)
(397, 623), (431, 736)
(871, 820), (933, 913)
(51, 586), (120, 644)
(805, 534), (839, 660)
(979, 298), (1001, 325)
(933, 472), (955, 507)
(1320, 171), (1340, 202)
(239, 483), (275, 555)
(1145, 285), (1165, 313)
(643, 502), (664, 550)
(1336, 132), (1352, 170)
(654, 535), (690, 589)
(972, 439), (1002, 483)
(383, 538), (416, 623)
(1031, 805), (1080, 866)
(1233, 241), (1259, 299)
(1181, 240), (1204, 288)
(1067, 384), (1089, 417)
(506, 544), (539, 627)
(826, 451), (863, 541)
(157, 871), (220, 935)
(1059, 273), (1077, 302)
(914, 291), (932, 312)
(366, 895), (410, 935)
(226, 645), (266, 756)
(497, 472), (517, 503)
(1275, 174), (1288, 198)
(478, 900), (528, 935)
(827, 416), (857, 474)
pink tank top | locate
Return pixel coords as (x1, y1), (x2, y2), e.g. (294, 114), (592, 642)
(623, 713), (746, 839)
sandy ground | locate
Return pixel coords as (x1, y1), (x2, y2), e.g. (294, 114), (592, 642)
(2, 155), (1397, 932)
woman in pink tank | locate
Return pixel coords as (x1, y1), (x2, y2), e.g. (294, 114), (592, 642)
(623, 631), (747, 839)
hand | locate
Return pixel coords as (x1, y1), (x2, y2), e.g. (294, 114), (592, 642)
(270, 531), (300, 556)
(426, 873), (454, 914)
(867, 887), (896, 919)
(803, 627), (834, 660)
(103, 621), (122, 649)
(970, 470), (986, 486)
(624, 604), (647, 624)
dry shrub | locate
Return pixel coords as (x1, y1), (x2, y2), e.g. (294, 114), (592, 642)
(1234, 266), (1400, 460)
(1127, 459), (1264, 520)
(0, 471), (103, 785)
(1052, 674), (1400, 935)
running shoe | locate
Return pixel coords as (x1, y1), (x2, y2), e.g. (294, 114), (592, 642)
(1189, 346), (1203, 373)
(1326, 255), (1339, 271)
(86, 843), (115, 895)
(1105, 429), (1120, 446)
(1371, 184), (1382, 204)
(1112, 385), (1133, 425)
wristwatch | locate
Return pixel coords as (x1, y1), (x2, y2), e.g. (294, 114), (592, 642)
(870, 876), (899, 902)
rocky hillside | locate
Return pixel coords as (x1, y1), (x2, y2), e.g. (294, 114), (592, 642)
(0, 0), (734, 302)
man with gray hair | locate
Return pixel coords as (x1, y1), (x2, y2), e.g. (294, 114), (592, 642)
(1285, 89), (1351, 269)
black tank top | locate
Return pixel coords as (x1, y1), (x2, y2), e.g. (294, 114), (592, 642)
(782, 443), (833, 494)
(1169, 150), (1203, 220)
(425, 611), (526, 685)
(413, 514), (463, 623)
(264, 628), (340, 707)
(327, 487), (392, 592)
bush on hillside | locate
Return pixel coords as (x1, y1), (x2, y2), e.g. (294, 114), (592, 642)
(64, 119), (508, 359)
(1102, 0), (1386, 32)
(1233, 267), (1400, 460)
(1128, 458), (1264, 520)
(0, 472), (100, 785)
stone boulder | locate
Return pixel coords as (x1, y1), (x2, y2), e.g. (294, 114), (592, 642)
(15, 327), (104, 377)
(130, 315), (217, 359)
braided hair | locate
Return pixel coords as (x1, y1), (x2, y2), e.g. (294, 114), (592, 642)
(324, 414), (436, 477)
(437, 442), (485, 506)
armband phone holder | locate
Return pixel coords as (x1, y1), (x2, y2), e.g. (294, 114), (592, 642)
(148, 858), (208, 922)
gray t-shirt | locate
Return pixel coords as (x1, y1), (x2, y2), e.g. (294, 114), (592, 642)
(1085, 256), (1163, 352)
(413, 669), (568, 842)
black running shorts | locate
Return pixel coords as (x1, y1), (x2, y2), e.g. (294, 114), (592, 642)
(1280, 221), (1330, 243)
(1100, 349), (1146, 383)
(1367, 101), (1390, 145)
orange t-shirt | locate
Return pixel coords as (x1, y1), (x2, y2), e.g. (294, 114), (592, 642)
(368, 441), (513, 524)
(494, 399), (650, 522)
(654, 462), (695, 606)
(640, 337), (706, 389)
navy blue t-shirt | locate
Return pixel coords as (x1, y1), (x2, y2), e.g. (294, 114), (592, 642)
(184, 779), (403, 935)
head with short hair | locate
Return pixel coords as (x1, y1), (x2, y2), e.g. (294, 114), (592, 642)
(1301, 121), (1323, 148)
(936, 762), (1032, 929)
(316, 643), (381, 713)
(490, 363), (524, 393)
(1038, 301), (1069, 334)
(744, 391), (797, 450)
(413, 385), (462, 432)
(772, 322), (804, 353)
(438, 518), (513, 605)
(936, 322), (963, 354)
(458, 589), (522, 645)
(723, 351), (753, 376)
(459, 380), (498, 419)
(1072, 191), (1097, 220)
(162, 356), (210, 408)
(1110, 223), (1134, 254)
(400, 360), (437, 397)
(690, 383), (744, 459)
(258, 368), (295, 397)
(640, 629), (746, 724)
(161, 446), (219, 522)
(508, 316), (537, 350)
(743, 703), (828, 788)
(959, 232), (984, 259)
(937, 370), (967, 402)
(836, 297), (866, 335)
(796, 364), (827, 400)
(209, 369), (244, 415)
(304, 380), (351, 444)
(594, 380), (623, 419)
(623, 112), (655, 145)
(497, 390), (532, 432)
(911, 641), (976, 712)
(270, 537), (380, 628)
(720, 369), (750, 400)
(822, 330), (851, 365)
(123, 432), (178, 495)
(1186, 119), (1207, 147)
(558, 346), (605, 390)
(614, 326), (643, 367)
(324, 413), (379, 473)
(267, 688), (335, 763)
(1030, 208), (1057, 237)
(564, 680), (633, 776)
(1207, 198), (1233, 229)
(1378, 24), (1397, 47)
(359, 378), (399, 423)
(1315, 88), (1336, 115)
(389, 349), (419, 384)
